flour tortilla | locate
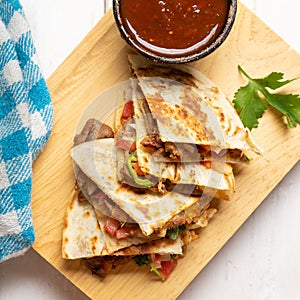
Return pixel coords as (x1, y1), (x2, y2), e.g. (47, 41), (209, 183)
(94, 210), (160, 255)
(62, 191), (184, 259)
(128, 53), (262, 162)
(62, 191), (104, 259)
(131, 79), (235, 192)
(71, 138), (218, 236)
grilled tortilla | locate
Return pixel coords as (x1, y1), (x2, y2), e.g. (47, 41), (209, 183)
(62, 186), (217, 280)
(62, 191), (185, 259)
(71, 138), (219, 236)
(128, 53), (262, 164)
(127, 78), (235, 194)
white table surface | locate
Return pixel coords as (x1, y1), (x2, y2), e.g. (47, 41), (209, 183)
(1, 1), (300, 299)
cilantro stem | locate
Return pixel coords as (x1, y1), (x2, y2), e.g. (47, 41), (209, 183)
(150, 264), (164, 281)
(238, 65), (270, 101)
(238, 65), (251, 80)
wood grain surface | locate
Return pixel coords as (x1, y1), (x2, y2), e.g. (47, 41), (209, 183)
(31, 3), (300, 299)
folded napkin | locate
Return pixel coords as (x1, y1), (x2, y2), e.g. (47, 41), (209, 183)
(0, 0), (53, 262)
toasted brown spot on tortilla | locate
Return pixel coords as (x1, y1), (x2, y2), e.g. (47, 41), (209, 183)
(224, 118), (233, 135)
(153, 92), (164, 101)
(233, 126), (241, 136)
(128, 197), (140, 204)
(205, 128), (216, 141)
(177, 106), (188, 119)
(64, 219), (68, 230)
(148, 98), (169, 115)
(90, 235), (99, 254)
(210, 86), (219, 94)
(69, 191), (77, 211)
(83, 211), (90, 218)
(219, 112), (225, 123)
(115, 186), (126, 194)
(90, 235), (98, 242)
(180, 88), (202, 116)
(133, 203), (150, 220)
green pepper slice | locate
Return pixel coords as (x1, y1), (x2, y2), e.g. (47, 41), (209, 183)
(127, 153), (153, 187)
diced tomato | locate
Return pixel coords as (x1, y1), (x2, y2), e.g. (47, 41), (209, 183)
(129, 141), (136, 152)
(116, 226), (143, 239)
(150, 254), (162, 268)
(159, 259), (178, 280)
(104, 217), (121, 236)
(121, 100), (134, 120)
(131, 162), (145, 176)
(116, 139), (136, 152)
(116, 227), (132, 239)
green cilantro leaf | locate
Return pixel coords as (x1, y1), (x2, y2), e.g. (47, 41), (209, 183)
(133, 254), (151, 266)
(255, 72), (295, 90)
(233, 83), (268, 129)
(233, 65), (300, 129)
(266, 93), (300, 128)
(133, 254), (165, 281)
(167, 227), (179, 240)
(166, 225), (186, 240)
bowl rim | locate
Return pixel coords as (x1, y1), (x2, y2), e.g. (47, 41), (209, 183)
(113, 0), (238, 64)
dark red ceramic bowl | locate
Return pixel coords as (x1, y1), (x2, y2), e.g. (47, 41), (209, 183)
(113, 0), (237, 64)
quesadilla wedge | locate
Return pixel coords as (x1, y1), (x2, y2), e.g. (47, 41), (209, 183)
(62, 191), (193, 280)
(72, 138), (218, 236)
(127, 53), (262, 164)
(62, 190), (104, 259)
(63, 176), (217, 280)
(114, 78), (235, 198)
(62, 191), (186, 258)
(63, 180), (217, 281)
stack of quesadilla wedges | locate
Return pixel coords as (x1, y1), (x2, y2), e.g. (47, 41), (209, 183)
(62, 54), (261, 280)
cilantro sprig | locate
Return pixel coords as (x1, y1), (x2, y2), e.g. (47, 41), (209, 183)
(132, 254), (164, 281)
(166, 225), (186, 240)
(233, 65), (300, 130)
(133, 254), (151, 266)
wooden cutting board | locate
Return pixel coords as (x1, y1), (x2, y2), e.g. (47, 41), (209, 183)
(32, 3), (300, 299)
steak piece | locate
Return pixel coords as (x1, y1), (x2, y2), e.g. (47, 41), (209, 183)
(73, 119), (132, 222)
(83, 256), (132, 278)
(74, 118), (114, 146)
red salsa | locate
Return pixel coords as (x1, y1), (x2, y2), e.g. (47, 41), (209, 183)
(120, 0), (229, 58)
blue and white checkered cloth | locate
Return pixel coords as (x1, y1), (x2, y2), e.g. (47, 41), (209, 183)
(0, 0), (53, 262)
